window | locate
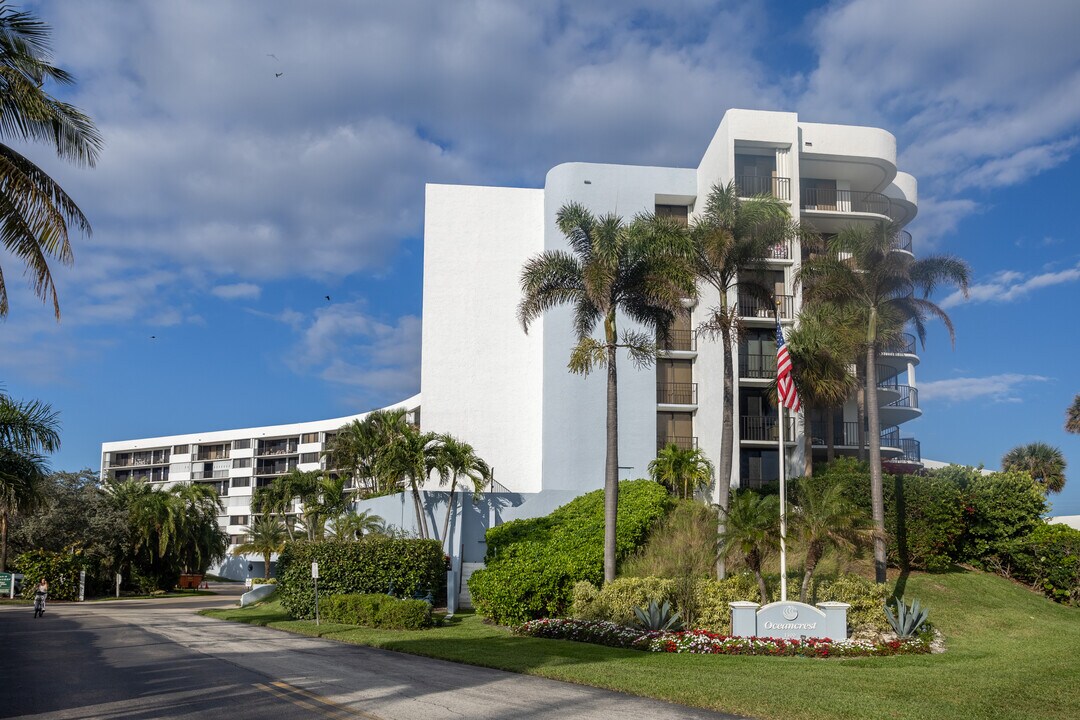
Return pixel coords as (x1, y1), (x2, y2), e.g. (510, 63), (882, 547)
(301, 432), (319, 444)
(229, 515), (248, 526)
(229, 534), (248, 546)
(231, 477), (250, 488)
(300, 452), (320, 464)
(173, 444), (189, 455)
(655, 204), (688, 226)
(232, 438), (251, 450)
(232, 457), (251, 469)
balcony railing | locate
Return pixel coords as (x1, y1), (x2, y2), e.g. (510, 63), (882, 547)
(735, 175), (791, 201)
(739, 353), (777, 379)
(737, 294), (794, 320)
(892, 230), (913, 253)
(899, 438), (921, 462)
(657, 382), (698, 405)
(880, 333), (916, 355)
(885, 385), (919, 409)
(191, 470), (230, 480)
(660, 329), (696, 352)
(876, 364), (899, 389)
(657, 436), (698, 451)
(808, 422), (902, 449)
(740, 415), (796, 442)
(258, 444), (299, 456)
(763, 239), (792, 260)
(196, 450), (230, 461)
(801, 188), (892, 217)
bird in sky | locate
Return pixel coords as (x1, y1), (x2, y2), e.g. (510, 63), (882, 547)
(150, 335), (156, 340)
(275, 72), (283, 78)
(324, 295), (331, 302)
(267, 53), (278, 61)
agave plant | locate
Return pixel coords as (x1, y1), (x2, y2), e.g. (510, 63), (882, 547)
(633, 600), (684, 632)
(884, 597), (929, 638)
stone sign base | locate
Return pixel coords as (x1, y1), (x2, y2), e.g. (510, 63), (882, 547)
(730, 600), (850, 640)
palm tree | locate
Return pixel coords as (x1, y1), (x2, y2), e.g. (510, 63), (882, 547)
(266, 469), (346, 542)
(519, 203), (696, 583)
(0, 392), (59, 570)
(326, 408), (412, 496)
(1066, 394), (1080, 435)
(0, 5), (102, 319)
(791, 477), (869, 602)
(326, 509), (386, 541)
(379, 425), (442, 539)
(716, 491), (781, 603)
(170, 482), (227, 575)
(798, 223), (969, 583)
(233, 515), (287, 579)
(648, 444), (714, 500)
(688, 182), (802, 549)
(1002, 442), (1067, 493)
(251, 476), (298, 540)
(432, 434), (491, 550)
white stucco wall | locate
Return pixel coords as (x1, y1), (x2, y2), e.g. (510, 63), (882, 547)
(420, 184), (545, 493)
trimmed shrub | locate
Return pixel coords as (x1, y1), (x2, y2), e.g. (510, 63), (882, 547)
(322, 592), (434, 629)
(14, 549), (83, 601)
(991, 523), (1080, 605)
(962, 471), (1047, 560)
(692, 574), (764, 635)
(571, 577), (675, 626)
(276, 537), (445, 620)
(810, 574), (890, 631)
(378, 598), (434, 629)
(469, 480), (672, 625)
(252, 578), (277, 585)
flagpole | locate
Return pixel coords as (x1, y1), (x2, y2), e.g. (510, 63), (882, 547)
(778, 396), (788, 603)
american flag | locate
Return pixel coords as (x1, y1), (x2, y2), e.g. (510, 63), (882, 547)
(776, 320), (801, 412)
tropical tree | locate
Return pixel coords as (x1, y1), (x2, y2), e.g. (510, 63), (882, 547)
(716, 491), (781, 603)
(688, 182), (802, 568)
(232, 515), (287, 579)
(0, 392), (58, 571)
(648, 444), (714, 500)
(432, 434), (491, 550)
(251, 474), (299, 540)
(791, 476), (869, 602)
(798, 223), (969, 583)
(380, 425), (443, 539)
(1066, 394), (1080, 435)
(326, 509), (386, 541)
(326, 408), (411, 496)
(518, 203), (696, 583)
(169, 482), (227, 575)
(260, 469), (352, 542)
(0, 4), (102, 319)
(1002, 442), (1067, 493)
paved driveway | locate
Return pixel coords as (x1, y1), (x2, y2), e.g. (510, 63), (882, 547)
(0, 594), (741, 719)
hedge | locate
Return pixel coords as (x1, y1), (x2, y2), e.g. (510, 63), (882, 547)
(14, 550), (84, 601)
(989, 523), (1080, 605)
(322, 593), (434, 629)
(276, 537), (445, 620)
(468, 479), (672, 625)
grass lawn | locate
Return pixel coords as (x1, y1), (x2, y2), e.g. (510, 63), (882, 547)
(201, 569), (1080, 720)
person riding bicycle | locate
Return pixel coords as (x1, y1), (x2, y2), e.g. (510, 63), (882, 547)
(33, 577), (48, 618)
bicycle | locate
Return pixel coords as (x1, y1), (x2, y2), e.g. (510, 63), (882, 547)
(33, 589), (46, 618)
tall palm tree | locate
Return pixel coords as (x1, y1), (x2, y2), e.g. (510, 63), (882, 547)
(798, 223), (969, 583)
(688, 182), (801, 531)
(1002, 442), (1067, 493)
(1066, 394), (1080, 435)
(233, 515), (287, 579)
(519, 203), (696, 583)
(0, 5), (102, 319)
(648, 444), (714, 500)
(432, 434), (491, 550)
(791, 477), (869, 602)
(716, 491), (781, 603)
(326, 408), (412, 496)
(251, 475), (298, 541)
(379, 425), (442, 540)
(170, 482), (227, 574)
(0, 392), (58, 570)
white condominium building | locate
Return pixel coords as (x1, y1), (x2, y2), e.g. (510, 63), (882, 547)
(101, 109), (923, 576)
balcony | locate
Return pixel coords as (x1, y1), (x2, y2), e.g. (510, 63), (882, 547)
(739, 353), (777, 379)
(892, 230), (913, 253)
(191, 469), (230, 480)
(657, 382), (697, 405)
(881, 333), (916, 355)
(801, 188), (893, 218)
(899, 438), (921, 463)
(196, 449), (230, 461)
(660, 329), (696, 352)
(258, 443), (299, 456)
(762, 239), (792, 261)
(657, 436), (698, 451)
(885, 385), (919, 410)
(737, 294), (794, 320)
(740, 415), (796, 442)
(735, 175), (791, 202)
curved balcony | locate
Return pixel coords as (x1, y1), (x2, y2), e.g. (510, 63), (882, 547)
(736, 175), (791, 202)
(800, 187), (899, 220)
(891, 230), (913, 254)
(880, 385), (921, 425)
(879, 332), (919, 372)
(807, 422), (904, 458)
(737, 294), (794, 321)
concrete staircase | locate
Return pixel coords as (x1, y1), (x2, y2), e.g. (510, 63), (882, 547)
(458, 563), (485, 609)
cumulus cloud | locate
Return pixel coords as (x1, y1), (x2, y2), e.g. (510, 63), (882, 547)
(941, 261), (1080, 308)
(919, 373), (1050, 404)
(211, 283), (261, 301)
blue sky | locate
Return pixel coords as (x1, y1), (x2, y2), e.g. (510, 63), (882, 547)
(3, 0), (1080, 514)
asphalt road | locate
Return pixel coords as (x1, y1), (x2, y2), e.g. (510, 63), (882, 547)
(0, 589), (739, 719)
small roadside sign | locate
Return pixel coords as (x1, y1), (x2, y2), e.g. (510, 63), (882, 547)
(311, 562), (319, 579)
(0, 572), (12, 598)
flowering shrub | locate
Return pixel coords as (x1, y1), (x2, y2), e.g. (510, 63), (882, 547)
(515, 618), (930, 658)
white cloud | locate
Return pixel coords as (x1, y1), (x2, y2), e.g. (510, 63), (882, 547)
(211, 283), (261, 300)
(942, 261), (1080, 308)
(920, 373), (1050, 403)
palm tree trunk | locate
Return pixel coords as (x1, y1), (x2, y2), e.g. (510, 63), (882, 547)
(755, 569), (769, 605)
(825, 407), (836, 462)
(604, 316), (619, 585)
(411, 479), (428, 539)
(716, 320), (735, 580)
(856, 383), (866, 462)
(866, 337), (887, 583)
(263, 552), (271, 580)
(803, 404), (813, 477)
(800, 543), (822, 603)
(441, 477), (458, 550)
(0, 509), (7, 572)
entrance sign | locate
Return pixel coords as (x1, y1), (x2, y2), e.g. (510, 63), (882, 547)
(731, 600), (850, 640)
(0, 572), (12, 598)
(312, 562), (320, 625)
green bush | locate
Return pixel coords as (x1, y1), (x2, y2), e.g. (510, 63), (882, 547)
(886, 472), (967, 571)
(991, 523), (1080, 605)
(276, 537), (445, 620)
(810, 573), (890, 631)
(322, 592), (433, 629)
(692, 574), (763, 634)
(469, 480), (672, 625)
(378, 598), (434, 629)
(571, 577), (675, 625)
(962, 471), (1047, 560)
(620, 500), (717, 580)
(14, 549), (84, 601)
